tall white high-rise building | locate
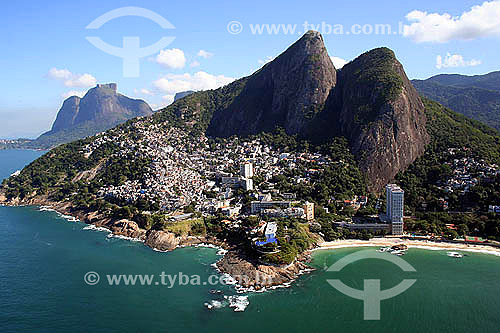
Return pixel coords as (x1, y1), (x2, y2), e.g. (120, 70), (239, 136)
(240, 162), (254, 179)
(386, 184), (404, 235)
(241, 178), (253, 191)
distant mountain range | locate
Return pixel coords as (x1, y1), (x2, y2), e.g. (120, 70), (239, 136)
(412, 71), (500, 131)
(1, 83), (152, 149)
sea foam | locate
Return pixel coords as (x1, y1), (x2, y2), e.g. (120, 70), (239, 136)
(226, 295), (249, 312)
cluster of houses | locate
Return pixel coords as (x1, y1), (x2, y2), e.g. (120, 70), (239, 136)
(438, 148), (499, 194)
(80, 117), (328, 220)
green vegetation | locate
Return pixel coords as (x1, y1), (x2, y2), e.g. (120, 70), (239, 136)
(152, 77), (248, 137)
(397, 98), (500, 240)
(413, 71), (500, 131)
(340, 47), (404, 125)
(261, 219), (317, 265)
(164, 218), (206, 237)
(405, 212), (500, 241)
(3, 139), (100, 198)
(397, 98), (500, 212)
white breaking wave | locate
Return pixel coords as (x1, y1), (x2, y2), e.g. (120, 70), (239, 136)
(226, 295), (249, 312)
(216, 249), (228, 256)
(152, 247), (169, 253)
(38, 206), (79, 222)
(83, 225), (111, 233)
(204, 300), (224, 310)
(106, 233), (143, 243)
(39, 206), (55, 212)
(220, 273), (237, 285)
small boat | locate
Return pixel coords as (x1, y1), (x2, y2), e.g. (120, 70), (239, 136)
(391, 244), (408, 251)
(377, 247), (391, 252)
(390, 250), (406, 256)
(447, 251), (464, 258)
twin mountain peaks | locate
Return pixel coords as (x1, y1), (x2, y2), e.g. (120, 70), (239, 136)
(183, 30), (429, 191)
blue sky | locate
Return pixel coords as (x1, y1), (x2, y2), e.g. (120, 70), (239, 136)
(1, 0), (499, 138)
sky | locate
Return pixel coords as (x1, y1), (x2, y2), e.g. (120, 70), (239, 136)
(1, 0), (500, 138)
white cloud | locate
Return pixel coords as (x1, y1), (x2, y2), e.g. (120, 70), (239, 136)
(65, 73), (96, 87)
(155, 48), (186, 69)
(48, 68), (72, 80)
(403, 1), (500, 43)
(190, 60), (200, 67)
(330, 56), (347, 69)
(47, 67), (96, 88)
(197, 50), (214, 58)
(162, 95), (175, 105)
(140, 88), (154, 96)
(258, 56), (273, 65)
(436, 53), (481, 69)
(153, 71), (235, 95)
(61, 90), (86, 99)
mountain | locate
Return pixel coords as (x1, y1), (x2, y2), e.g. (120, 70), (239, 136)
(207, 31), (337, 137)
(2, 83), (152, 149)
(5, 31), (497, 208)
(412, 72), (500, 131)
(417, 71), (500, 90)
(35, 83), (153, 147)
(317, 47), (429, 191)
(174, 91), (195, 102)
(207, 31), (428, 190)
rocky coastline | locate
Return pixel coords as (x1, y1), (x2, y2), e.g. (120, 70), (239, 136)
(0, 194), (314, 291)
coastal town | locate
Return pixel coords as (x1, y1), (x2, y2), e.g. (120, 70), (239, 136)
(40, 113), (500, 247)
(83, 118), (330, 222)
(438, 148), (499, 195)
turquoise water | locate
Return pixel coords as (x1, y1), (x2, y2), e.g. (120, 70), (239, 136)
(0, 149), (45, 180)
(1, 149), (500, 332)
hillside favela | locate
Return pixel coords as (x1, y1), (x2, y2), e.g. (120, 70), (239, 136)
(1, 1), (500, 332)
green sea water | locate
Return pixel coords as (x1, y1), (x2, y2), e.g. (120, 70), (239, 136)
(1, 149), (500, 332)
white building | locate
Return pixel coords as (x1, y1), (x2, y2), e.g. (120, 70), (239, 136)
(240, 162), (254, 178)
(265, 222), (277, 239)
(241, 178), (253, 191)
(386, 184), (404, 235)
(304, 201), (315, 221)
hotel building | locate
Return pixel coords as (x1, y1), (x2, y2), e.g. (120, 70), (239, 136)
(386, 184), (404, 235)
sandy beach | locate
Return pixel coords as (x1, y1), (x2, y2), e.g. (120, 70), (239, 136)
(315, 237), (500, 256)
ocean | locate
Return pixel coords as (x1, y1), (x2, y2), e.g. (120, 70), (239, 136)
(1, 149), (499, 332)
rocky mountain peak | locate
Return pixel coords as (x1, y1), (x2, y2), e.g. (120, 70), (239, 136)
(318, 46), (430, 191)
(207, 31), (337, 137)
(96, 83), (117, 92)
(39, 83), (152, 147)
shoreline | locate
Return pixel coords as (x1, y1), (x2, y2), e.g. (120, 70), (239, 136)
(1, 200), (312, 293)
(314, 238), (500, 257)
(4, 200), (499, 300)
